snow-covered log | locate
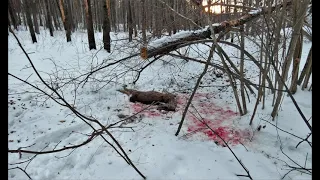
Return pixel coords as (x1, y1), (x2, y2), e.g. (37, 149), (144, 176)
(141, 0), (292, 59)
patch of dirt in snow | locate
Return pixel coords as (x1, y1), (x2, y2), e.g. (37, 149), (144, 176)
(129, 92), (252, 146)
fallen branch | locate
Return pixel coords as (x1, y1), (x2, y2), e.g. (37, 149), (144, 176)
(175, 39), (216, 136)
(295, 133), (312, 148)
(8, 167), (32, 180)
(189, 106), (253, 180)
(9, 27), (146, 179)
(9, 131), (101, 155)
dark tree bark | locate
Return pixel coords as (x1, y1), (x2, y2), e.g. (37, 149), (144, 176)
(22, 6), (28, 29)
(45, 0), (54, 36)
(141, 0), (147, 46)
(103, 0), (111, 52)
(131, 1), (137, 37)
(66, 0), (75, 32)
(31, 0), (40, 34)
(16, 0), (22, 25)
(8, 0), (18, 30)
(57, 0), (71, 42)
(297, 46), (312, 85)
(38, 0), (43, 27)
(122, 0), (126, 32)
(51, 1), (61, 30)
(8, 11), (11, 27)
(170, 0), (177, 34)
(127, 0), (133, 42)
(289, 28), (303, 94)
(24, 0), (37, 43)
(84, 0), (96, 50)
(110, 0), (117, 32)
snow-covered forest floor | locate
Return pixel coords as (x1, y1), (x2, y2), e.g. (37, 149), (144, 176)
(8, 27), (312, 180)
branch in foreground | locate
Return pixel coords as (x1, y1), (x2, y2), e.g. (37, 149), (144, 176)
(267, 43), (311, 132)
(8, 167), (32, 180)
(175, 40), (216, 136)
(260, 119), (305, 141)
(9, 27), (146, 179)
(295, 133), (312, 148)
(189, 106), (253, 180)
(9, 131), (101, 155)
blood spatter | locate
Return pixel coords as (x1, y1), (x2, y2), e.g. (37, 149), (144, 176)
(129, 93), (252, 146)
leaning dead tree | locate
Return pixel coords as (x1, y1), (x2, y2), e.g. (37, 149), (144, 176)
(140, 0), (293, 59)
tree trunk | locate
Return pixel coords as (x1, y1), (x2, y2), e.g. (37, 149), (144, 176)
(8, 11), (11, 27)
(31, 0), (40, 34)
(103, 0), (111, 52)
(301, 53), (312, 90)
(66, 0), (74, 32)
(289, 28), (303, 94)
(127, 0), (133, 42)
(170, 0), (177, 34)
(141, 0), (147, 46)
(84, 0), (96, 50)
(297, 46), (312, 85)
(239, 25), (247, 114)
(46, 0), (54, 36)
(131, 1), (137, 37)
(38, 0), (44, 27)
(271, 0), (309, 119)
(24, 0), (37, 43)
(23, 7), (28, 29)
(110, 0), (117, 32)
(51, 1), (61, 30)
(58, 0), (71, 41)
(8, 0), (18, 30)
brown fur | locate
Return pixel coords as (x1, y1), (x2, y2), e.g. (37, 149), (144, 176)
(118, 88), (177, 111)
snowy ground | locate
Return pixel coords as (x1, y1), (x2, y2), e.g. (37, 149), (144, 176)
(8, 27), (311, 180)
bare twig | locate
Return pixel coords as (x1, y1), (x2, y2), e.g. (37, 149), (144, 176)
(156, 0), (202, 29)
(189, 106), (253, 180)
(260, 119), (310, 146)
(175, 41), (216, 136)
(295, 133), (312, 148)
(8, 167), (32, 180)
(9, 27), (146, 179)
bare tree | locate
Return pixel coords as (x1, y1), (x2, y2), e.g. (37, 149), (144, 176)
(45, 0), (54, 36)
(24, 0), (37, 43)
(127, 0), (133, 42)
(57, 0), (72, 42)
(84, 0), (96, 50)
(141, 0), (147, 46)
(271, 0), (309, 119)
(103, 0), (111, 52)
(31, 0), (40, 34)
(239, 25), (247, 114)
(289, 28), (303, 94)
(297, 46), (312, 87)
(8, 0), (18, 30)
(66, 0), (75, 32)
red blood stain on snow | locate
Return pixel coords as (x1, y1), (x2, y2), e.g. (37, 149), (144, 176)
(187, 114), (251, 146)
(129, 93), (252, 146)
